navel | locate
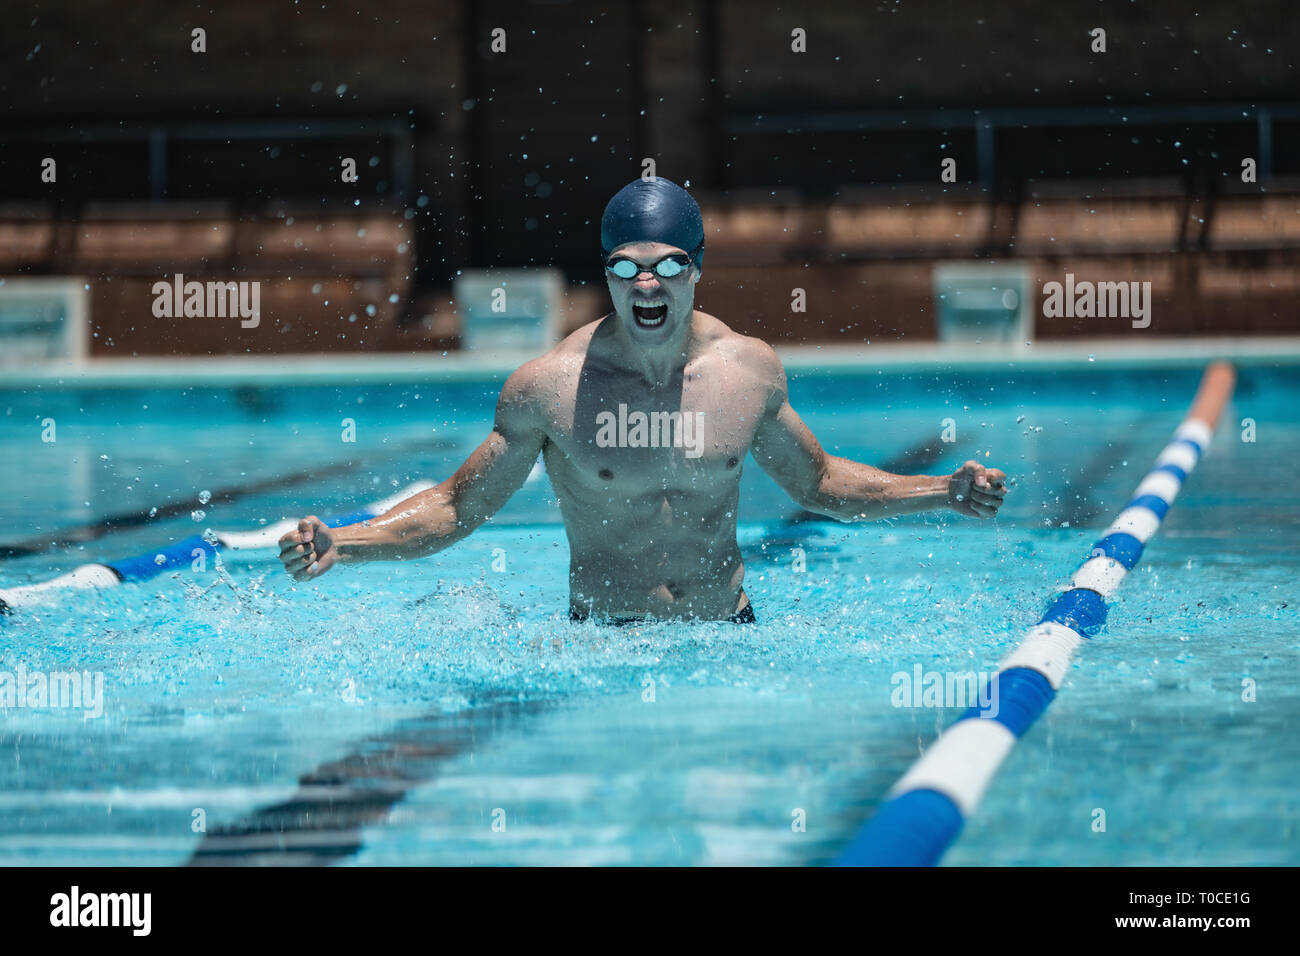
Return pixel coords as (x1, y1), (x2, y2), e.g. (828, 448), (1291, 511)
(726, 456), (739, 469)
(599, 468), (614, 481)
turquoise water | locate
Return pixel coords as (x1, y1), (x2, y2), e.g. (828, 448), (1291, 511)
(0, 363), (1296, 865)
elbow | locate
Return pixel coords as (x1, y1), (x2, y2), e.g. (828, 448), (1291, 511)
(796, 483), (849, 521)
(397, 491), (463, 555)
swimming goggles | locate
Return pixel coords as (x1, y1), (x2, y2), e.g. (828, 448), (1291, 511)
(603, 252), (695, 279)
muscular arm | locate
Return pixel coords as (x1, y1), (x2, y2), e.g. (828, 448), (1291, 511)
(748, 345), (1005, 521)
(279, 365), (548, 578)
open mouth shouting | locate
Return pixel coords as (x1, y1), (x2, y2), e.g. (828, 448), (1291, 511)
(632, 298), (669, 328)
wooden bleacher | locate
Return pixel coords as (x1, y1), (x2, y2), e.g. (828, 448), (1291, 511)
(0, 199), (419, 355)
(0, 203), (59, 272)
(2, 179), (1296, 353)
(698, 188), (809, 265)
(240, 200), (410, 278)
(75, 202), (236, 274)
(1207, 177), (1300, 251)
(1013, 178), (1187, 255)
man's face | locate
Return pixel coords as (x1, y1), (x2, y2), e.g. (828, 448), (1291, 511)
(604, 241), (699, 343)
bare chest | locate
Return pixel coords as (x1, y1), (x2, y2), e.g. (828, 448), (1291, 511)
(541, 371), (766, 495)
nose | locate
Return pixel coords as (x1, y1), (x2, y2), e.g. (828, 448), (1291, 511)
(633, 274), (660, 294)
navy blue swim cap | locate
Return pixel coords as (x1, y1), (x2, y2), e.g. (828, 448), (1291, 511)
(601, 177), (704, 269)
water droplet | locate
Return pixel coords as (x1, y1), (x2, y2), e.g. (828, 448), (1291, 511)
(198, 490), (212, 505)
(191, 509), (206, 522)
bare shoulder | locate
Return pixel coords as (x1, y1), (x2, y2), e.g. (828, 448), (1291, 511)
(502, 323), (596, 398)
(694, 311), (787, 391)
(497, 321), (601, 432)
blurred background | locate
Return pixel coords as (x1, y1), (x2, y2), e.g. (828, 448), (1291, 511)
(0, 0), (1296, 360)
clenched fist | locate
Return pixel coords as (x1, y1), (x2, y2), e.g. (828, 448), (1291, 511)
(278, 516), (339, 581)
(948, 460), (1008, 519)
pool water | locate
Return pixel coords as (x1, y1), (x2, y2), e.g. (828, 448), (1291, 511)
(0, 363), (1296, 865)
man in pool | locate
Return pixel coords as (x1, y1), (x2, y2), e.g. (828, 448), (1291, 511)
(278, 177), (1008, 622)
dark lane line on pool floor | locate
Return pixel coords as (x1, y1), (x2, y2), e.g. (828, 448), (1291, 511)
(0, 436), (456, 560)
(1045, 430), (1146, 528)
(187, 690), (550, 866)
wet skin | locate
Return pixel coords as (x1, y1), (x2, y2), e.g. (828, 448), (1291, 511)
(279, 241), (1009, 620)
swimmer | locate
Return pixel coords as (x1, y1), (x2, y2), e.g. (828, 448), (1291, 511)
(278, 178), (1008, 622)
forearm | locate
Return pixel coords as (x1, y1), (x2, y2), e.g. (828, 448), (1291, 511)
(332, 484), (474, 563)
(806, 457), (951, 520)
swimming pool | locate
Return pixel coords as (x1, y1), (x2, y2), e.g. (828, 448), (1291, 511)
(1, 357), (1296, 865)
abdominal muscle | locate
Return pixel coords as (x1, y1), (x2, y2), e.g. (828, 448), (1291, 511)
(556, 485), (747, 620)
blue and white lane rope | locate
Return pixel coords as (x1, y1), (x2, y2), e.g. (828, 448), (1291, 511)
(833, 361), (1237, 867)
(0, 481), (434, 615)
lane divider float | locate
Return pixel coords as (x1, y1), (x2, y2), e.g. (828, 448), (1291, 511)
(0, 482), (434, 616)
(833, 361), (1237, 866)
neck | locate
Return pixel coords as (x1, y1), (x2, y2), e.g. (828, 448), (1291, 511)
(617, 312), (695, 386)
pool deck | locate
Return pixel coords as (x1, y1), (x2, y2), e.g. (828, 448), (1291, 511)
(3, 336), (1299, 388)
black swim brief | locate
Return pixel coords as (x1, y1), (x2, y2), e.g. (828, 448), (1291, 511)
(569, 601), (757, 625)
